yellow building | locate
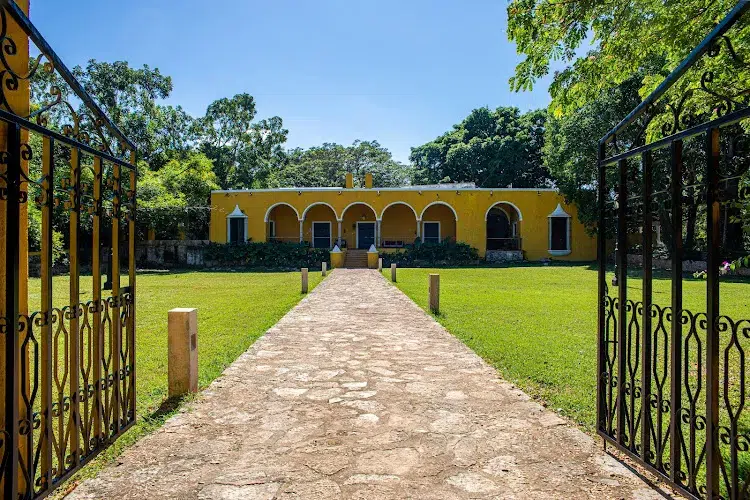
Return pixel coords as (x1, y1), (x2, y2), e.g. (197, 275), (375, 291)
(209, 173), (596, 262)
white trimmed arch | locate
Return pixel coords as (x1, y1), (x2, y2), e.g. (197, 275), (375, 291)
(300, 202), (339, 221)
(264, 202), (300, 222)
(340, 201), (378, 221)
(380, 201), (419, 220)
(420, 201), (458, 221)
(485, 201), (523, 221)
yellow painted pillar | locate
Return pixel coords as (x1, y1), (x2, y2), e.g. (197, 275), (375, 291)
(367, 247), (378, 269)
(330, 246), (344, 269)
(0, 3), (30, 496)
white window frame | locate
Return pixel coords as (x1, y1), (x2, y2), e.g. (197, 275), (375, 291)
(312, 221), (332, 248)
(268, 220), (276, 238)
(422, 221), (441, 243)
(547, 204), (571, 256)
(356, 221), (376, 249)
(226, 204), (248, 243)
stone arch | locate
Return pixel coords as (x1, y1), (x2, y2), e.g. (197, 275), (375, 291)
(484, 201), (523, 221)
(419, 201), (458, 221)
(264, 202), (300, 222)
(301, 202), (339, 221)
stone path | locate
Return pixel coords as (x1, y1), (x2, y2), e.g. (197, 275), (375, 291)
(70, 270), (661, 499)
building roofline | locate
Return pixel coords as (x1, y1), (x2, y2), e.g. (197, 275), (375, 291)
(211, 187), (559, 194)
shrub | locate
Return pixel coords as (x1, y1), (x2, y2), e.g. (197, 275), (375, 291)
(203, 241), (330, 269)
(381, 239), (479, 267)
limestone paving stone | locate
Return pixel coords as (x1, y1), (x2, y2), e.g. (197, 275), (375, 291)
(68, 269), (666, 499)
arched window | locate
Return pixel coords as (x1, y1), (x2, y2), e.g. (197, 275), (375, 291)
(226, 204), (248, 244)
(548, 203), (571, 256)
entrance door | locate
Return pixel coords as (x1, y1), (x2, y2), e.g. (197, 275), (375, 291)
(312, 221), (331, 248)
(357, 222), (375, 249)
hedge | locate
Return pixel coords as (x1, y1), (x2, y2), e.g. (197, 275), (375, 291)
(203, 241), (330, 269)
(380, 240), (480, 267)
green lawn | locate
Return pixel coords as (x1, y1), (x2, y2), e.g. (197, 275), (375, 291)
(28, 270), (322, 494)
(384, 264), (750, 431)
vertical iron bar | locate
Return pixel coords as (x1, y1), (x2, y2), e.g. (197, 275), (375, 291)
(127, 153), (136, 425)
(617, 158), (628, 446)
(111, 163), (121, 434)
(641, 151), (653, 463)
(39, 136), (54, 493)
(92, 157), (102, 449)
(597, 142), (607, 436)
(669, 139), (684, 484)
(705, 127), (720, 499)
(4, 123), (21, 500)
(68, 147), (81, 469)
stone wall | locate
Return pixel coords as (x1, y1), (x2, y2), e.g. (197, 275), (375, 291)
(626, 254), (750, 276)
(136, 240), (209, 268)
(485, 250), (524, 263)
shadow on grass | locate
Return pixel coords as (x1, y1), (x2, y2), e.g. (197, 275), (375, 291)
(140, 394), (193, 427)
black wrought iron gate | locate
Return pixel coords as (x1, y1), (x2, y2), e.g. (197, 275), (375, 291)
(597, 2), (750, 499)
(0, 2), (137, 499)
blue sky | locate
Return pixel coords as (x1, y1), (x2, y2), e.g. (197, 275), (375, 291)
(31, 0), (555, 163)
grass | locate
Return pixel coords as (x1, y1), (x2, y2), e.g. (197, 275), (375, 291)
(384, 264), (750, 431)
(26, 269), (322, 495)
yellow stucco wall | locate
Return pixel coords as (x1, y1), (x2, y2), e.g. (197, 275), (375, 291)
(381, 203), (418, 244)
(210, 188), (596, 261)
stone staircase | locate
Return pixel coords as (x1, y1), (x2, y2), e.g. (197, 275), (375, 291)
(344, 249), (369, 269)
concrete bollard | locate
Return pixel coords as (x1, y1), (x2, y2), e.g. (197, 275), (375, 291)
(378, 258), (382, 271)
(322, 262), (327, 277)
(429, 273), (440, 314)
(168, 308), (198, 398)
(391, 263), (397, 282)
(302, 268), (309, 293)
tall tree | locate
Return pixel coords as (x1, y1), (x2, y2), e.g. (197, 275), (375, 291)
(199, 93), (288, 189)
(31, 59), (173, 162)
(268, 141), (410, 188)
(410, 107), (551, 188)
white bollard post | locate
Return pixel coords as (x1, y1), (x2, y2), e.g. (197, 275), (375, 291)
(322, 262), (327, 277)
(391, 263), (397, 282)
(301, 268), (309, 293)
(378, 257), (382, 271)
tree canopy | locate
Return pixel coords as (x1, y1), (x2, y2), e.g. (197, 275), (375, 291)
(269, 140), (410, 188)
(506, 0), (750, 124)
(410, 107), (550, 188)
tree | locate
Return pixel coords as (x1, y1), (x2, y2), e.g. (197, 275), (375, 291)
(137, 152), (219, 238)
(506, 1), (748, 121)
(544, 75), (709, 255)
(543, 77), (644, 231)
(199, 93), (288, 189)
(410, 107), (551, 188)
(149, 105), (202, 169)
(31, 59), (173, 162)
(268, 141), (411, 188)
